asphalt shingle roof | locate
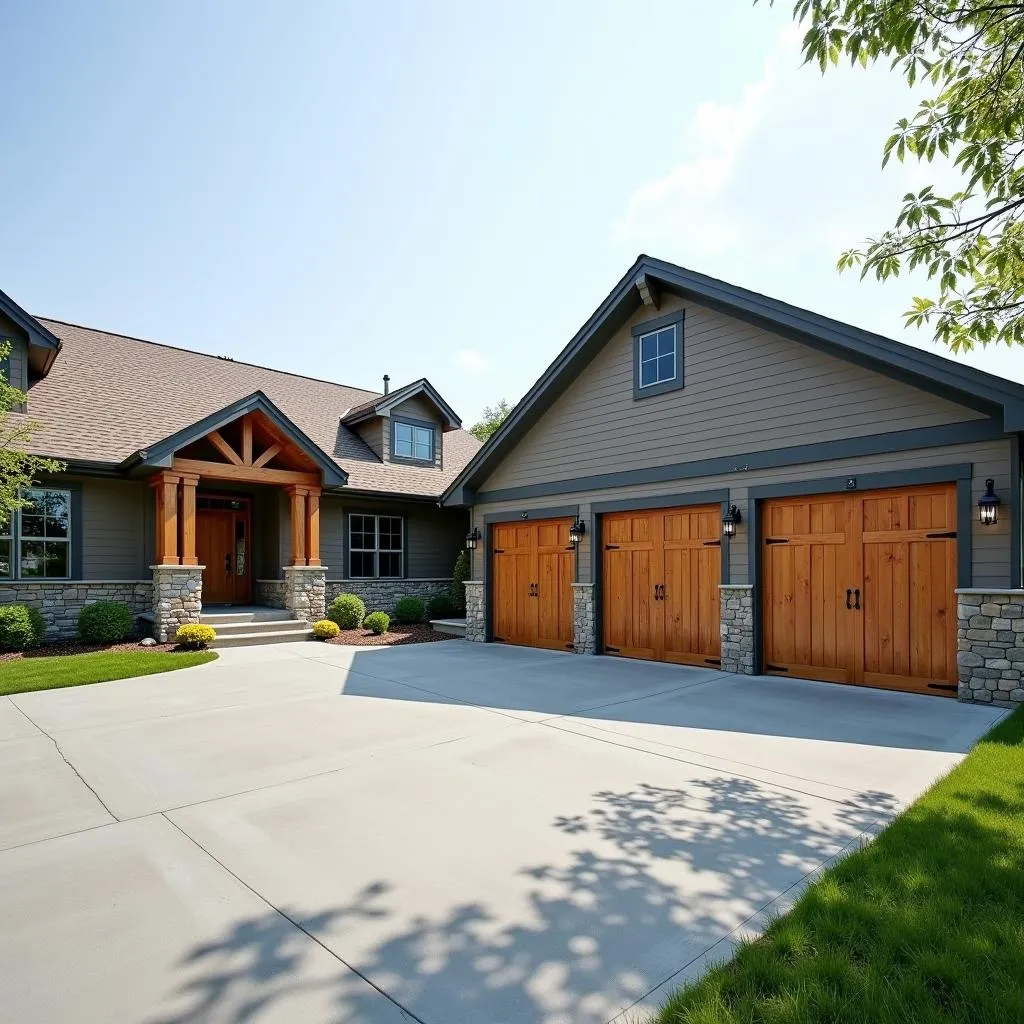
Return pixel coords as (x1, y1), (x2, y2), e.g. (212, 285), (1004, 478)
(22, 319), (481, 498)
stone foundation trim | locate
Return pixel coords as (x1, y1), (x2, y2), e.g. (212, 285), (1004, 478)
(572, 583), (596, 655)
(283, 565), (327, 624)
(464, 580), (486, 642)
(954, 589), (1024, 706)
(0, 580), (154, 639)
(151, 564), (204, 643)
(719, 584), (755, 675)
(324, 578), (454, 616)
(255, 579), (287, 609)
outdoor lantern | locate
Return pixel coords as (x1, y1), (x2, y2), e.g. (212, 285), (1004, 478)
(722, 505), (742, 538)
(465, 527), (481, 550)
(569, 516), (587, 546)
(978, 479), (1001, 526)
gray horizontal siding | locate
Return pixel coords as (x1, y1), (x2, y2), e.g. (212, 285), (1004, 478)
(79, 476), (149, 579)
(355, 419), (384, 460)
(472, 437), (1015, 590)
(482, 296), (987, 491)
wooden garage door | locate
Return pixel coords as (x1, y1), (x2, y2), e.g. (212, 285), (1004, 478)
(603, 505), (721, 667)
(492, 518), (574, 651)
(762, 483), (958, 696)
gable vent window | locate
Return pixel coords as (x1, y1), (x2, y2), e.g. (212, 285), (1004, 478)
(632, 311), (685, 399)
(392, 420), (434, 462)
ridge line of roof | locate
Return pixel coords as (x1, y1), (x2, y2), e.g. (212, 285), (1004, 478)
(34, 315), (386, 399)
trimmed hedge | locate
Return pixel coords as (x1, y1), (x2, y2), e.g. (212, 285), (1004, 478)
(78, 600), (135, 644)
(328, 593), (366, 629)
(176, 623), (217, 649)
(394, 596), (425, 625)
(426, 592), (459, 620)
(0, 604), (46, 652)
(312, 619), (340, 641)
(364, 611), (390, 635)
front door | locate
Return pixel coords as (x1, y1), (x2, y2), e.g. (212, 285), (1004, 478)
(196, 496), (251, 604)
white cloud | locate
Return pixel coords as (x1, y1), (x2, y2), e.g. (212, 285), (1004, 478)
(454, 348), (489, 373)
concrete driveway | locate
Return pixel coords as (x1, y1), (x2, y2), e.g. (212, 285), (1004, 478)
(0, 641), (1005, 1024)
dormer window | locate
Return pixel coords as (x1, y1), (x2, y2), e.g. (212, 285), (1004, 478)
(392, 419), (435, 463)
(632, 311), (685, 399)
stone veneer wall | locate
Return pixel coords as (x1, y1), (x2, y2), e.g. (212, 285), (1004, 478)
(325, 578), (453, 615)
(572, 583), (596, 654)
(255, 579), (287, 609)
(0, 580), (153, 639)
(152, 565), (203, 643)
(464, 581), (485, 642)
(956, 590), (1024, 705)
(283, 566), (327, 623)
(719, 584), (755, 675)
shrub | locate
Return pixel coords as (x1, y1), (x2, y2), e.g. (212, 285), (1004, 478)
(394, 595), (425, 624)
(426, 592), (459, 619)
(176, 623), (217, 649)
(451, 549), (470, 611)
(0, 604), (46, 652)
(364, 611), (390, 635)
(328, 593), (365, 629)
(77, 600), (135, 644)
(312, 619), (340, 641)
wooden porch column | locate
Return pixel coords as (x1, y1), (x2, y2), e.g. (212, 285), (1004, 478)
(150, 471), (182, 565)
(305, 487), (321, 567)
(287, 485), (307, 566)
(179, 473), (200, 566)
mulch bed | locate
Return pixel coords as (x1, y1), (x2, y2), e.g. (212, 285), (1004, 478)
(326, 623), (457, 647)
(0, 638), (182, 663)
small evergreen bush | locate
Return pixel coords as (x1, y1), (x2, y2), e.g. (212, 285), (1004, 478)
(328, 593), (366, 629)
(0, 603), (46, 652)
(176, 623), (217, 649)
(77, 600), (134, 644)
(451, 549), (470, 611)
(312, 619), (340, 641)
(426, 592), (458, 620)
(394, 596), (425, 624)
(364, 611), (390, 635)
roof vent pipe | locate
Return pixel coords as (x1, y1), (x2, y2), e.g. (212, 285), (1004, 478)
(383, 374), (390, 395)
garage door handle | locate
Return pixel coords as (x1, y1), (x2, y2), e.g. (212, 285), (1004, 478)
(854, 588), (861, 610)
(846, 588), (852, 609)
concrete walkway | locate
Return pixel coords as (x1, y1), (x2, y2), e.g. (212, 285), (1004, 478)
(0, 641), (1005, 1023)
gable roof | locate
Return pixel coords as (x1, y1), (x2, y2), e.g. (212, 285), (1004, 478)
(443, 254), (1024, 505)
(341, 378), (462, 428)
(22, 318), (481, 499)
(0, 287), (61, 375)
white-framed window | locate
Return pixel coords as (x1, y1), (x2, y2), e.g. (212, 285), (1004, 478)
(18, 488), (71, 579)
(638, 326), (677, 389)
(349, 513), (403, 579)
(392, 420), (434, 462)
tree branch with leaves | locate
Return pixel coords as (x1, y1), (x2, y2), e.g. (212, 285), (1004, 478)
(776, 0), (1024, 351)
(469, 399), (512, 442)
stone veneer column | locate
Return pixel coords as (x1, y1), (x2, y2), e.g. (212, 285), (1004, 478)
(283, 565), (327, 623)
(955, 589), (1024, 705)
(572, 583), (596, 654)
(719, 584), (755, 675)
(151, 564), (203, 642)
(464, 581), (486, 642)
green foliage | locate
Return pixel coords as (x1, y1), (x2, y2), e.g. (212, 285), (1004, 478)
(0, 603), (46, 651)
(426, 592), (459, 619)
(364, 610), (390, 635)
(0, 340), (65, 529)
(175, 623), (216, 649)
(451, 549), (471, 611)
(77, 600), (135, 644)
(469, 399), (512, 442)
(394, 595), (425, 624)
(311, 618), (340, 641)
(772, 0), (1024, 351)
(328, 593), (366, 629)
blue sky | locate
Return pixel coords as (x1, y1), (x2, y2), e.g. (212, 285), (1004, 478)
(3, 0), (1021, 425)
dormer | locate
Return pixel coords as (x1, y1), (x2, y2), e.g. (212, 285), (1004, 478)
(341, 378), (462, 470)
(0, 287), (61, 401)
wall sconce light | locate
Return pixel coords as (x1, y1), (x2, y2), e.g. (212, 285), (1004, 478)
(978, 479), (1001, 526)
(465, 527), (481, 551)
(569, 516), (587, 546)
(722, 505), (742, 538)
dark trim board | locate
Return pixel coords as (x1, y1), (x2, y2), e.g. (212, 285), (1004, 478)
(468, 419), (1003, 506)
(590, 489), (729, 514)
(1012, 434), (1022, 589)
(482, 505), (580, 524)
(956, 478), (973, 590)
(745, 462), (973, 500)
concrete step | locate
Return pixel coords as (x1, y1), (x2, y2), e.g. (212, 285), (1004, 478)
(211, 627), (313, 649)
(201, 608), (294, 626)
(430, 617), (466, 637)
(207, 618), (308, 637)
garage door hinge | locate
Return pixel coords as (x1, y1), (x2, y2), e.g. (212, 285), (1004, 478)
(493, 548), (504, 553)
(605, 645), (620, 653)
(765, 538), (789, 545)
(605, 544), (620, 550)
(704, 540), (721, 547)
(927, 682), (958, 692)
(926, 531), (957, 539)
(705, 657), (721, 665)
(766, 663), (789, 672)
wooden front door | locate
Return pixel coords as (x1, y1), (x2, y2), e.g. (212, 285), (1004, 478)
(196, 496), (251, 605)
(602, 505), (721, 667)
(762, 483), (958, 696)
(492, 518), (574, 650)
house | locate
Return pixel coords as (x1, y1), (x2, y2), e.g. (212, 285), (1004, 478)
(0, 287), (480, 641)
(443, 255), (1024, 706)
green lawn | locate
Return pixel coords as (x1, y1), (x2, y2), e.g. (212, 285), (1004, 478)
(0, 650), (217, 696)
(657, 706), (1024, 1024)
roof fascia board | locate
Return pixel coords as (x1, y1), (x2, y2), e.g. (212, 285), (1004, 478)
(344, 379), (462, 429)
(0, 289), (62, 375)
